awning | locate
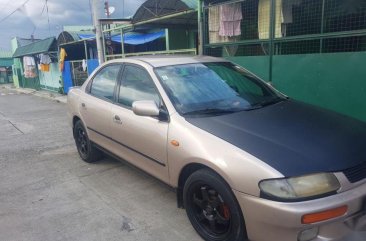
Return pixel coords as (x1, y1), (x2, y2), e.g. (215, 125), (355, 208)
(13, 37), (57, 58)
(78, 30), (166, 45)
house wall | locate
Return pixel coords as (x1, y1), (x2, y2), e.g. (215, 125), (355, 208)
(11, 38), (21, 88)
(39, 63), (61, 92)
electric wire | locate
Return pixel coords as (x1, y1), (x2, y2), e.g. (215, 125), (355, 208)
(0, 0), (32, 24)
(45, 0), (51, 35)
(40, 1), (47, 16)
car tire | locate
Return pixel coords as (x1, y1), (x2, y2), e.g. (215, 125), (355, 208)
(183, 169), (247, 241)
(73, 120), (102, 163)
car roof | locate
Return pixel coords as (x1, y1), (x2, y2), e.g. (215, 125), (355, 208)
(108, 55), (229, 68)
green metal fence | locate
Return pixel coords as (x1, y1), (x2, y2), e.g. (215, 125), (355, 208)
(202, 0), (366, 122)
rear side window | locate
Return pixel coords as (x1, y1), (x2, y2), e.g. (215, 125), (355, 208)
(90, 65), (121, 100)
(118, 65), (160, 107)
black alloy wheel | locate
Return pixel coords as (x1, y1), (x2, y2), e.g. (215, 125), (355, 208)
(76, 126), (88, 156)
(73, 120), (102, 163)
(183, 169), (247, 241)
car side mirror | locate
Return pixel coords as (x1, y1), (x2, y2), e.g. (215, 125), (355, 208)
(132, 100), (160, 117)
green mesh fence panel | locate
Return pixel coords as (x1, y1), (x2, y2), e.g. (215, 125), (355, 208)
(324, 0), (366, 33)
(203, 0), (366, 56)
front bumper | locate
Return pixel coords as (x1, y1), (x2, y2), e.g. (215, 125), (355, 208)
(234, 181), (366, 241)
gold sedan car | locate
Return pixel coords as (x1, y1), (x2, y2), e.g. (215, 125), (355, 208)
(68, 56), (366, 241)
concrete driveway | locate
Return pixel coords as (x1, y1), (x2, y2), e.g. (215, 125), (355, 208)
(0, 87), (201, 241)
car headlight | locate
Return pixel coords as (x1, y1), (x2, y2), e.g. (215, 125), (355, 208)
(259, 173), (340, 201)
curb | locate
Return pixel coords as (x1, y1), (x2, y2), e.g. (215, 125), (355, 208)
(1, 84), (67, 104)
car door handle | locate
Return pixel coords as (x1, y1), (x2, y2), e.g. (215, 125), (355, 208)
(113, 115), (122, 124)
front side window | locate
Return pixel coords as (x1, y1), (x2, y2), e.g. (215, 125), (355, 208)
(118, 65), (160, 107)
(155, 62), (284, 116)
(90, 65), (121, 100)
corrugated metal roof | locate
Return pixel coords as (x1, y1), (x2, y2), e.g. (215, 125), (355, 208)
(0, 58), (14, 67)
(0, 50), (12, 58)
(17, 38), (41, 48)
(13, 37), (57, 58)
(132, 0), (198, 24)
(181, 0), (198, 9)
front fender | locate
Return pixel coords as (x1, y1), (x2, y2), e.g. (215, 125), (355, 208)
(167, 115), (283, 196)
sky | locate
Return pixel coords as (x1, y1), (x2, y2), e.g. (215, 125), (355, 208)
(0, 0), (146, 51)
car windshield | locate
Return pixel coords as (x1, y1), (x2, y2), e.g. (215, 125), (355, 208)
(155, 62), (285, 116)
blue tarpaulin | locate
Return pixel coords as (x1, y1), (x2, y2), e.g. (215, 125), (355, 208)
(62, 61), (72, 94)
(87, 59), (99, 76)
(78, 30), (165, 45)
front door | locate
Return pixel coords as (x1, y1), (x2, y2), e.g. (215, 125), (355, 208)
(110, 64), (169, 182)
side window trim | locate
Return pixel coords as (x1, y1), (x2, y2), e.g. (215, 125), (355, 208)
(115, 64), (126, 106)
(113, 63), (125, 103)
(86, 63), (123, 103)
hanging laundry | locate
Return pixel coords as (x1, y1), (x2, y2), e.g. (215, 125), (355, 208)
(282, 0), (294, 24)
(39, 54), (52, 72)
(223, 36), (241, 56)
(219, 3), (243, 37)
(59, 48), (67, 72)
(23, 56), (37, 78)
(60, 48), (67, 62)
(40, 54), (52, 64)
(258, 0), (283, 39)
(209, 5), (220, 43)
(40, 64), (50, 72)
(209, 5), (230, 43)
(23, 56), (35, 66)
(281, 0), (302, 36)
(82, 59), (87, 72)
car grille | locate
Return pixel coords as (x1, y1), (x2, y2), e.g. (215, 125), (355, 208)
(343, 162), (366, 183)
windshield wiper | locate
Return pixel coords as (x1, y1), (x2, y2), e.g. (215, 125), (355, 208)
(183, 108), (238, 116)
(246, 97), (287, 111)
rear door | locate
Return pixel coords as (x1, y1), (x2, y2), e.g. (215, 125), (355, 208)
(79, 64), (121, 148)
(110, 64), (169, 182)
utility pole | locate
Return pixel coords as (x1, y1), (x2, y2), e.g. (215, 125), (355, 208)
(197, 0), (203, 55)
(104, 0), (110, 17)
(104, 0), (112, 56)
(91, 0), (104, 64)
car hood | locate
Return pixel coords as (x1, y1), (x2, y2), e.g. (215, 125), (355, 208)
(186, 100), (366, 177)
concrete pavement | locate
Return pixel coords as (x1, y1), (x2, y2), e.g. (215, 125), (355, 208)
(0, 87), (201, 241)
